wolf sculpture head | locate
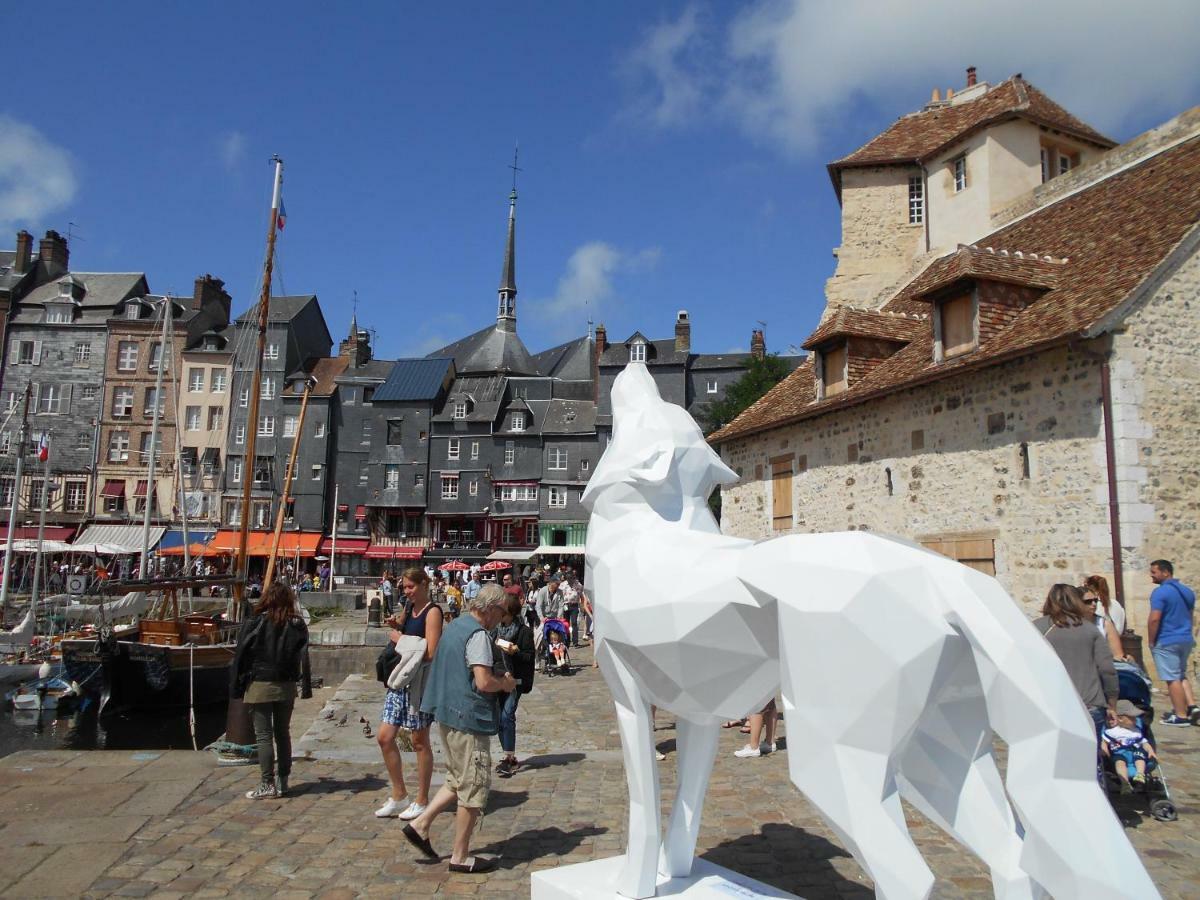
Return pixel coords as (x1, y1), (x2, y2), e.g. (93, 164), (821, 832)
(582, 363), (738, 516)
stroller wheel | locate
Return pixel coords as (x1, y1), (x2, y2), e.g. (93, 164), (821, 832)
(1150, 799), (1178, 822)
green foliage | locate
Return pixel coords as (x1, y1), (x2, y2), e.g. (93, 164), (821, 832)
(699, 353), (793, 435)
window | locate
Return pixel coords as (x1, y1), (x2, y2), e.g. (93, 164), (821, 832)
(448, 438), (460, 460)
(81, 385), (98, 401)
(548, 447), (568, 470)
(501, 522), (515, 544)
(235, 423), (245, 444)
(311, 464), (322, 480)
(283, 415), (297, 437)
(264, 343), (279, 361)
(37, 384), (63, 414)
(112, 387), (134, 418)
(953, 156), (967, 192)
(0, 477), (12, 508)
(148, 343), (163, 372)
(1, 392), (16, 413)
(419, 430), (426, 442)
(1041, 143), (1080, 183)
(259, 416), (275, 436)
(314, 421), (325, 438)
(494, 484), (538, 502)
(239, 388), (249, 408)
(387, 420), (403, 444)
(185, 406), (201, 431)
(75, 431), (89, 451)
(511, 413), (525, 432)
(284, 498), (295, 522)
(630, 340), (646, 363)
(108, 430), (130, 462)
(125, 302), (141, 320)
(470, 441), (479, 460)
(15, 340), (38, 365)
(231, 459), (243, 484)
(441, 474), (459, 499)
(921, 535), (996, 576)
(1058, 154), (1073, 176)
(261, 377), (275, 400)
(822, 344), (847, 397)
(225, 500), (242, 526)
(143, 387), (164, 417)
(504, 441), (515, 465)
(0, 433), (8, 456)
(706, 379), (718, 394)
(208, 407), (224, 430)
(359, 460), (369, 483)
(117, 341), (138, 371)
(361, 419), (372, 443)
(45, 307), (70, 324)
(547, 486), (567, 508)
(771, 456), (793, 531)
(188, 368), (204, 392)
(453, 400), (467, 419)
(525, 523), (538, 545)
(64, 481), (86, 512)
(211, 368), (227, 392)
(908, 174), (924, 224)
(939, 293), (976, 359)
(253, 500), (271, 528)
(73, 342), (91, 364)
(253, 458), (272, 486)
(138, 431), (163, 463)
(385, 465), (400, 489)
(468, 479), (478, 496)
(581, 459), (590, 473)
(415, 473), (424, 489)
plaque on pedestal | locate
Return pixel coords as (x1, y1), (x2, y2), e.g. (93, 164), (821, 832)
(531, 857), (800, 900)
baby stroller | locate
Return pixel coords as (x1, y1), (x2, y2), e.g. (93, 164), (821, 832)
(1102, 660), (1177, 822)
(540, 618), (574, 676)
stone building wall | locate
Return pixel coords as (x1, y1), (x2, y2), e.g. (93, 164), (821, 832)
(718, 344), (1118, 613)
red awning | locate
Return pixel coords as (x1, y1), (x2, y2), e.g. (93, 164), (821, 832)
(101, 480), (125, 498)
(317, 537), (369, 555)
(364, 544), (424, 560)
(134, 480), (148, 497)
(209, 530), (323, 557)
(0, 525), (76, 542)
(355, 505), (367, 518)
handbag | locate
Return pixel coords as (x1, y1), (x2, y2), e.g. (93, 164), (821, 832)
(375, 643), (401, 684)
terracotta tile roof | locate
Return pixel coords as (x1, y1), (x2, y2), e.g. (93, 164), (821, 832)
(284, 356), (348, 398)
(712, 132), (1200, 445)
(904, 245), (1065, 299)
(801, 307), (927, 350)
(830, 77), (1114, 175)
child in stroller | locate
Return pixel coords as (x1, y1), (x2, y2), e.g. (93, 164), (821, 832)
(1102, 660), (1178, 821)
(1101, 699), (1158, 793)
(541, 618), (573, 675)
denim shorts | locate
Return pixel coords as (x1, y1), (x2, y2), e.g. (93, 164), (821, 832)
(1151, 641), (1194, 682)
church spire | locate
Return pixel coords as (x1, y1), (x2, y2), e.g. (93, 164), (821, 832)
(497, 147), (520, 332)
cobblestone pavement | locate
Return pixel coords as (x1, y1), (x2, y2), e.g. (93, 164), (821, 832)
(1, 643), (1197, 898)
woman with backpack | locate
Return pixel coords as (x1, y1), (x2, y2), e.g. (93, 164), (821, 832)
(230, 582), (313, 800)
(375, 567), (443, 821)
(493, 593), (536, 777)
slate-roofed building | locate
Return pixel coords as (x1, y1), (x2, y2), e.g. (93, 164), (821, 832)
(713, 89), (1200, 635)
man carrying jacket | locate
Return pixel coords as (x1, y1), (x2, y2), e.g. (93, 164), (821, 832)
(402, 584), (516, 873)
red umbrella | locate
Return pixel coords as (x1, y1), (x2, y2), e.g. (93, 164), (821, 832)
(480, 560), (512, 571)
(439, 560), (470, 571)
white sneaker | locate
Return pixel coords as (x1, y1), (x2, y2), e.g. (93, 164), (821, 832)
(734, 745), (761, 759)
(398, 801), (427, 821)
(375, 796), (409, 818)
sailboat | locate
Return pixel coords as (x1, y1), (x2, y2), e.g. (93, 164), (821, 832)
(61, 158), (296, 717)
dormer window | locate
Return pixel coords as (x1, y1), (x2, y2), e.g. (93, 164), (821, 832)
(125, 303), (142, 320)
(204, 337), (220, 351)
(511, 412), (525, 432)
(453, 400), (468, 419)
(45, 305), (72, 324)
(630, 340), (646, 363)
(935, 291), (977, 361)
(820, 343), (848, 398)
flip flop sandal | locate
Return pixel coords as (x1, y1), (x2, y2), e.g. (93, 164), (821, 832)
(402, 824), (438, 860)
(449, 857), (498, 873)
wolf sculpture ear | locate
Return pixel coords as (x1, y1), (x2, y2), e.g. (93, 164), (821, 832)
(630, 443), (673, 486)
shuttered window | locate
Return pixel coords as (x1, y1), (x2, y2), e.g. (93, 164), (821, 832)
(941, 293), (976, 358)
(921, 535), (995, 576)
(771, 456), (793, 532)
(823, 344), (848, 396)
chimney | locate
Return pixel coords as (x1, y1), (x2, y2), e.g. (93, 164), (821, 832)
(38, 230), (69, 275)
(945, 87), (955, 100)
(930, 87), (941, 103)
(339, 326), (371, 367)
(595, 323), (607, 355)
(193, 274), (232, 323)
(674, 309), (691, 353)
(13, 230), (33, 274)
(750, 329), (766, 361)
(966, 66), (977, 87)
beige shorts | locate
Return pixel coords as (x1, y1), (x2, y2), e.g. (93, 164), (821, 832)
(438, 724), (491, 809)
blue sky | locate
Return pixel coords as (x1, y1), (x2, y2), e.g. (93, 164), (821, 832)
(4, 2), (1199, 360)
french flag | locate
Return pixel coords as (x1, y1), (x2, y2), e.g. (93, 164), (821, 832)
(37, 433), (49, 462)
(276, 199), (287, 231)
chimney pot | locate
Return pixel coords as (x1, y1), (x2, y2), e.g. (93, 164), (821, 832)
(13, 230), (33, 274)
(930, 87), (941, 103)
(750, 329), (766, 361)
(966, 66), (977, 87)
(945, 87), (955, 100)
(38, 230), (69, 275)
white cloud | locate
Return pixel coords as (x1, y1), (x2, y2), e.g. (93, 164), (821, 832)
(531, 241), (662, 328)
(219, 131), (247, 169)
(621, 1), (1200, 156)
(0, 116), (77, 231)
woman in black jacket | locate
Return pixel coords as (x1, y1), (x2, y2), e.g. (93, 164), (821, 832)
(231, 582), (312, 799)
(493, 593), (536, 777)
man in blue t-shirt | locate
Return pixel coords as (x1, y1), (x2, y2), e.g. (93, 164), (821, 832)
(1147, 559), (1198, 726)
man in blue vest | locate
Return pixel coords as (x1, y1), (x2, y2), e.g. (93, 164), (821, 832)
(1148, 559), (1198, 726)
(402, 584), (516, 873)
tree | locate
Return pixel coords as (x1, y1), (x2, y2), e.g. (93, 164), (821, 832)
(698, 353), (794, 436)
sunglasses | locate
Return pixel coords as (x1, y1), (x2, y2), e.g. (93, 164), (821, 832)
(1082, 597), (1099, 604)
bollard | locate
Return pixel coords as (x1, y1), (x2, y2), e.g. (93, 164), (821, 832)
(367, 593), (382, 628)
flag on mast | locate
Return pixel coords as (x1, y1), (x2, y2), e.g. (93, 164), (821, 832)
(37, 433), (49, 462)
(276, 199), (287, 231)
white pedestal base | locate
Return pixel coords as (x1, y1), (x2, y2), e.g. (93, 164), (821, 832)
(531, 856), (802, 899)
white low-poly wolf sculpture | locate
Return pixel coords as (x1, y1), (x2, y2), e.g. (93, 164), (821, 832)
(581, 363), (1157, 900)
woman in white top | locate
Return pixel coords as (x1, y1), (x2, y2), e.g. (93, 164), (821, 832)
(1083, 574), (1127, 661)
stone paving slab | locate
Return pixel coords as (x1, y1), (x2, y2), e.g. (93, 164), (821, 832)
(0, 643), (1197, 898)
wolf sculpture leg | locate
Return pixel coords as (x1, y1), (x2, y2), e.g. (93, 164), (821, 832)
(598, 641), (662, 899)
(659, 717), (720, 878)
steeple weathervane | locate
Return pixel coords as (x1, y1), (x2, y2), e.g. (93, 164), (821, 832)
(498, 146), (519, 328)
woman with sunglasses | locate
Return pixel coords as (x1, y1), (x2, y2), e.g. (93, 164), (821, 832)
(1081, 575), (1127, 661)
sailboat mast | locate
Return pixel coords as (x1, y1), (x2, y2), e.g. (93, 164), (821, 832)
(0, 384), (32, 613)
(233, 156), (284, 617)
(263, 374), (315, 589)
(29, 436), (52, 606)
(139, 295), (172, 574)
